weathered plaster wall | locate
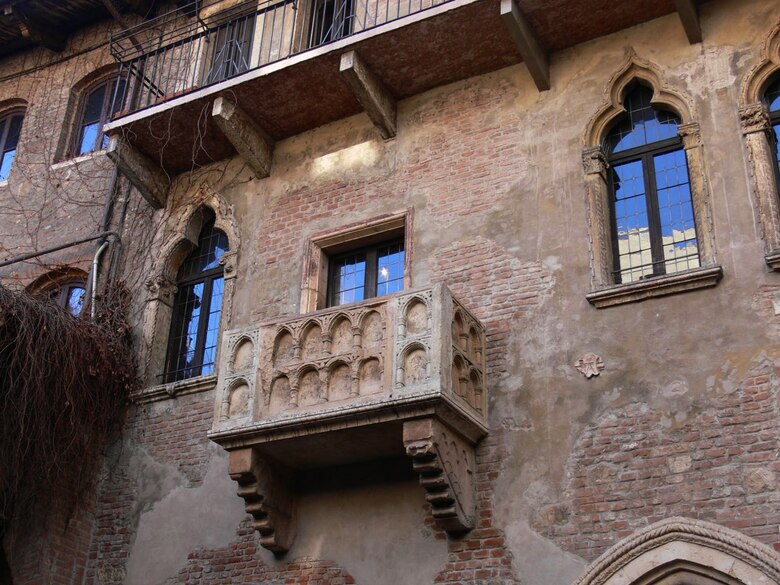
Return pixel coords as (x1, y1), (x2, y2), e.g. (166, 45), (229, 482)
(5, 0), (780, 583)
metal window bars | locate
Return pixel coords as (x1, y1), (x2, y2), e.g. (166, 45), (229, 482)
(109, 0), (446, 118)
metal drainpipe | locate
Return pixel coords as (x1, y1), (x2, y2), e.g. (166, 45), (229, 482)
(91, 240), (111, 319)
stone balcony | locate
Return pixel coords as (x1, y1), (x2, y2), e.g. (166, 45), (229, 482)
(208, 283), (488, 552)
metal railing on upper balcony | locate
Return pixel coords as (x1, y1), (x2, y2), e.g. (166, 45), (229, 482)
(109, 0), (447, 118)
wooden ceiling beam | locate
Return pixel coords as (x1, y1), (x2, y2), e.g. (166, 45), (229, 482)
(673, 0), (702, 44)
(500, 0), (550, 91)
(11, 4), (67, 52)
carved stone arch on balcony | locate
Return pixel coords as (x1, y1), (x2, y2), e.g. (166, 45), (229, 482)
(356, 308), (386, 347)
(299, 320), (324, 361)
(326, 312), (355, 356)
(138, 183), (241, 391)
(581, 51), (719, 302)
(356, 354), (384, 396)
(573, 517), (780, 585)
(398, 293), (432, 339)
(325, 357), (353, 401)
(272, 325), (297, 367)
(740, 19), (780, 269)
(396, 340), (431, 388)
(295, 363), (325, 407)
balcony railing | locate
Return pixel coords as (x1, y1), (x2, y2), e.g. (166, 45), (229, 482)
(109, 0), (451, 118)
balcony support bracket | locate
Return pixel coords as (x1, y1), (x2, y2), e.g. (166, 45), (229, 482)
(673, 0), (702, 44)
(106, 134), (169, 209)
(228, 447), (296, 554)
(404, 418), (477, 533)
(212, 97), (275, 179)
(339, 51), (397, 139)
(499, 0), (550, 91)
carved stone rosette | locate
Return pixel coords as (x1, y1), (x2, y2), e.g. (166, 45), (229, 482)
(209, 284), (488, 550)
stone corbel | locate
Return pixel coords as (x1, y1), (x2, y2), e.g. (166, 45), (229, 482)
(403, 418), (476, 533)
(228, 448), (295, 554)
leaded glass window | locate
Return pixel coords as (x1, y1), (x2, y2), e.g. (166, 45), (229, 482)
(165, 216), (229, 383)
(606, 84), (699, 284)
(328, 239), (405, 307)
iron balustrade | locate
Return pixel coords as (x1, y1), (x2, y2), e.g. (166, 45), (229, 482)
(109, 0), (447, 117)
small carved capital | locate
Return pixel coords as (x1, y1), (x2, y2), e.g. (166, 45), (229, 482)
(145, 275), (176, 303)
(739, 103), (771, 135)
(582, 146), (608, 176)
(228, 448), (295, 553)
(220, 250), (238, 280)
(403, 418), (476, 533)
(678, 122), (702, 149)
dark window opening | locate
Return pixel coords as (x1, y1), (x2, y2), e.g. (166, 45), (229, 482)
(0, 110), (24, 181)
(50, 282), (87, 317)
(74, 76), (126, 156)
(308, 0), (355, 48)
(164, 214), (229, 383)
(606, 83), (699, 284)
(328, 239), (405, 307)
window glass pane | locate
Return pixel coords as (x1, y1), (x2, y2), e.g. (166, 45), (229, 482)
(376, 243), (405, 297)
(607, 85), (680, 154)
(5, 115), (23, 150)
(654, 149), (699, 275)
(66, 285), (86, 316)
(201, 277), (224, 376)
(331, 253), (366, 306)
(611, 160), (653, 283)
(774, 123), (780, 170)
(0, 149), (15, 181)
(169, 281), (205, 381)
(83, 85), (107, 125)
(77, 122), (101, 155)
(766, 78), (780, 112)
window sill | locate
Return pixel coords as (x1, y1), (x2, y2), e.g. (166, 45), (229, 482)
(50, 149), (107, 170)
(0, 179), (7, 188)
(586, 265), (723, 308)
(130, 373), (218, 404)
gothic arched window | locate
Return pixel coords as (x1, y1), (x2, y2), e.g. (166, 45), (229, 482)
(164, 215), (229, 383)
(606, 84), (699, 284)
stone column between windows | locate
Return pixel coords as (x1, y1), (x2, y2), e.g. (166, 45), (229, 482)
(582, 146), (613, 289)
(740, 103), (780, 265)
(679, 121), (717, 266)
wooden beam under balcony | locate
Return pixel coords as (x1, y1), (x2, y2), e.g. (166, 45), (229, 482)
(106, 135), (170, 209)
(10, 4), (67, 52)
(212, 97), (275, 179)
(673, 0), (702, 44)
(339, 50), (397, 140)
(499, 0), (549, 91)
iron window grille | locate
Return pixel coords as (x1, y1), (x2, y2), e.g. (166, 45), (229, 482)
(0, 110), (24, 181)
(328, 239), (405, 307)
(206, 12), (256, 84)
(309, 0), (355, 47)
(74, 76), (127, 157)
(164, 216), (229, 383)
(606, 84), (700, 284)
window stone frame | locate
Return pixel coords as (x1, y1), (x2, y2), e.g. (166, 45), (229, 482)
(300, 209), (413, 314)
(740, 19), (780, 270)
(134, 182), (240, 403)
(582, 53), (721, 308)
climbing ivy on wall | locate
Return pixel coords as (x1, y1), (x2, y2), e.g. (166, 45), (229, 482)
(0, 283), (138, 530)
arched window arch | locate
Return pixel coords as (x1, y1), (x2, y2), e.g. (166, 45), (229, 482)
(605, 83), (699, 284)
(27, 268), (88, 317)
(164, 211), (229, 383)
(0, 108), (25, 181)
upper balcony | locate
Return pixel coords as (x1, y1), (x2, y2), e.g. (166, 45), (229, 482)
(208, 283), (488, 552)
(103, 0), (704, 205)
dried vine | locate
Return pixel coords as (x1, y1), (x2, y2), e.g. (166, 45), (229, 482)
(0, 283), (139, 529)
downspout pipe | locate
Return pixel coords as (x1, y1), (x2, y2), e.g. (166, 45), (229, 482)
(91, 240), (111, 319)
